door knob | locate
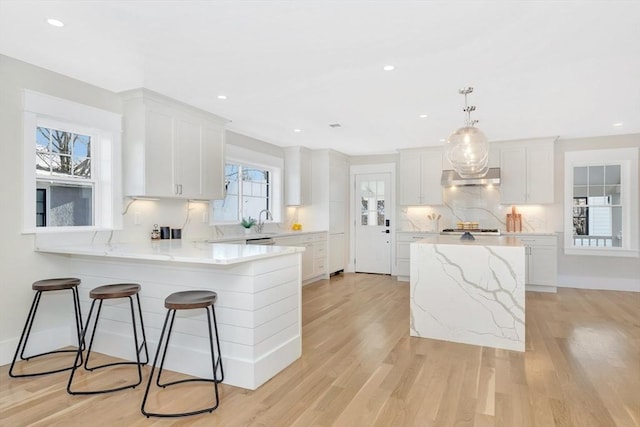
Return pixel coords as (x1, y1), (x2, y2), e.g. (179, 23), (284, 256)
(381, 229), (390, 234)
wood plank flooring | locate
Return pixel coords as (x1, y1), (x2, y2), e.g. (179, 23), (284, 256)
(1, 273), (639, 426)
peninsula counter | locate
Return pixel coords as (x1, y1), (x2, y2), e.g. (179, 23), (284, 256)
(36, 240), (305, 390)
(410, 235), (525, 352)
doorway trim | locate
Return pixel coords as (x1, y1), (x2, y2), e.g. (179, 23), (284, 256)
(349, 163), (396, 274)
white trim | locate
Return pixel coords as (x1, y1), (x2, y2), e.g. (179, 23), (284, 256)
(558, 275), (640, 292)
(348, 163), (396, 273)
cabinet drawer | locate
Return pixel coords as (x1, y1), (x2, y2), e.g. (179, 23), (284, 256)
(518, 236), (557, 246)
(397, 243), (410, 259)
(397, 260), (410, 276)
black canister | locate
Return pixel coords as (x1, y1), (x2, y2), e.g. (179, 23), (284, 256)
(160, 226), (170, 240)
(171, 228), (182, 239)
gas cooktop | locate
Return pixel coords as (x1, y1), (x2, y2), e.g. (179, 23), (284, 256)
(441, 228), (501, 236)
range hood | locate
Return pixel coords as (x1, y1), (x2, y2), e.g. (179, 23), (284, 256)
(441, 168), (501, 187)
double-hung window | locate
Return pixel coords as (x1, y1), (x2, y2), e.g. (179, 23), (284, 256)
(23, 90), (122, 232)
(36, 125), (94, 227)
(213, 162), (272, 222)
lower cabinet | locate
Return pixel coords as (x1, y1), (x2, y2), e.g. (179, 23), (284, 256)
(329, 233), (345, 274)
(517, 235), (558, 289)
(274, 232), (327, 284)
(396, 232), (435, 281)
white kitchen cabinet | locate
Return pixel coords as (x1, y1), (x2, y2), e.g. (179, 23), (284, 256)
(396, 232), (436, 281)
(298, 150), (348, 274)
(499, 138), (555, 205)
(121, 89), (226, 199)
(399, 149), (443, 205)
(329, 233), (345, 273)
(284, 146), (312, 206)
(517, 235), (558, 288)
(273, 232), (328, 284)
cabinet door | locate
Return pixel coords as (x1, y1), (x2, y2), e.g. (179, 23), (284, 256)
(302, 242), (314, 280)
(528, 245), (557, 285)
(173, 117), (202, 198)
(500, 147), (527, 204)
(527, 144), (554, 204)
(399, 153), (422, 205)
(145, 109), (175, 197)
(329, 233), (345, 273)
(420, 151), (443, 205)
(284, 147), (312, 206)
(202, 124), (225, 200)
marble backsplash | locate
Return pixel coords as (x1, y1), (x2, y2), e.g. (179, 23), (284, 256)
(398, 186), (550, 233)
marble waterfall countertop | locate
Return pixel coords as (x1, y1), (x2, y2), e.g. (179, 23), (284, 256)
(410, 234), (526, 352)
(36, 240), (305, 265)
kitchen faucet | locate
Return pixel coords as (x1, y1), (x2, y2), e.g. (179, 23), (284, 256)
(256, 209), (273, 233)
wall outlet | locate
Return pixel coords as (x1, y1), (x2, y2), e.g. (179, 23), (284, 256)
(202, 211), (208, 223)
(134, 212), (141, 225)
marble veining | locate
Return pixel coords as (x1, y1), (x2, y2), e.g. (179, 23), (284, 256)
(399, 186), (549, 232)
(410, 236), (525, 352)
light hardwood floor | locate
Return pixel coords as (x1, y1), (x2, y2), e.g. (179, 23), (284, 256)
(1, 273), (639, 426)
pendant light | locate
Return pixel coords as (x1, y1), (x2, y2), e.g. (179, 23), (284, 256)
(445, 87), (489, 178)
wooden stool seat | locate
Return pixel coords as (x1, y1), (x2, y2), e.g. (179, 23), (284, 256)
(90, 283), (141, 300)
(165, 290), (217, 310)
(32, 277), (81, 291)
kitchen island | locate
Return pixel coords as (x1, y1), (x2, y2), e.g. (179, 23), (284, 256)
(37, 240), (305, 390)
(410, 235), (525, 352)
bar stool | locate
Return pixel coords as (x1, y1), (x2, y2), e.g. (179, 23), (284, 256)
(10, 278), (84, 377)
(141, 290), (224, 418)
(67, 283), (149, 395)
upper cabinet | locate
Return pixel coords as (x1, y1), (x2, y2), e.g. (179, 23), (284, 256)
(284, 146), (312, 205)
(121, 89), (226, 199)
(399, 148), (443, 205)
(499, 137), (556, 205)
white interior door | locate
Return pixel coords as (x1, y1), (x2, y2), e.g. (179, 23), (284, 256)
(355, 173), (391, 274)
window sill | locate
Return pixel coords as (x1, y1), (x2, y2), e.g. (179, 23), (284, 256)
(564, 247), (639, 258)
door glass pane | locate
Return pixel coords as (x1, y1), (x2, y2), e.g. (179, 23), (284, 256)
(360, 180), (386, 226)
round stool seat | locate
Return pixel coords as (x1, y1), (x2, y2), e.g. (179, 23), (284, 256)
(165, 290), (217, 310)
(32, 278), (81, 291)
(90, 283), (141, 300)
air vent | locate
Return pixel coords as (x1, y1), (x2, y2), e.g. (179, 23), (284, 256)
(328, 123), (342, 128)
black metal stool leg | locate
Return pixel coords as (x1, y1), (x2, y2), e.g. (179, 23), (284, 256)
(67, 299), (97, 394)
(68, 295), (149, 395)
(210, 304), (224, 383)
(141, 308), (172, 417)
(10, 288), (85, 378)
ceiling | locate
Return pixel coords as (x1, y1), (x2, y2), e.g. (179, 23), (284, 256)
(1, 1), (639, 155)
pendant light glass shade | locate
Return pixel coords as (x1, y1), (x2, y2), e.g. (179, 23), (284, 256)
(445, 126), (489, 178)
(445, 87), (490, 178)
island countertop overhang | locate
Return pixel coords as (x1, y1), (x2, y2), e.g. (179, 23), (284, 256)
(35, 240), (305, 265)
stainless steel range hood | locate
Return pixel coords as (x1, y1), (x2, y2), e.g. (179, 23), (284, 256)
(441, 168), (501, 187)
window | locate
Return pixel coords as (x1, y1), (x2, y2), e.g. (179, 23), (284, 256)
(22, 90), (122, 232)
(36, 126), (94, 227)
(564, 148), (638, 257)
(212, 163), (271, 222)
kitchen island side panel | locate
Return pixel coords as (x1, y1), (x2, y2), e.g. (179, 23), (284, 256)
(62, 252), (302, 390)
(410, 240), (525, 352)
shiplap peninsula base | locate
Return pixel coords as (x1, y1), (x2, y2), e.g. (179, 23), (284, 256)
(410, 235), (525, 352)
(37, 242), (304, 390)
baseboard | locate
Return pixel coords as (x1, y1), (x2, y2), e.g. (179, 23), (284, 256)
(0, 326), (73, 367)
(526, 284), (557, 293)
(558, 275), (640, 292)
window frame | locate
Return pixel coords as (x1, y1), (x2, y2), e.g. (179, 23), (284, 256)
(22, 90), (122, 234)
(564, 147), (639, 257)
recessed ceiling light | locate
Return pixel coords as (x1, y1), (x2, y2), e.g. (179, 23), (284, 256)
(383, 65), (395, 71)
(47, 18), (64, 27)
(612, 122), (623, 127)
(419, 114), (428, 118)
(439, 138), (446, 142)
(293, 129), (301, 133)
(217, 95), (227, 100)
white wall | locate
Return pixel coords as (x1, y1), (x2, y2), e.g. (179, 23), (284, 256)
(549, 134), (640, 292)
(0, 55), (125, 364)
